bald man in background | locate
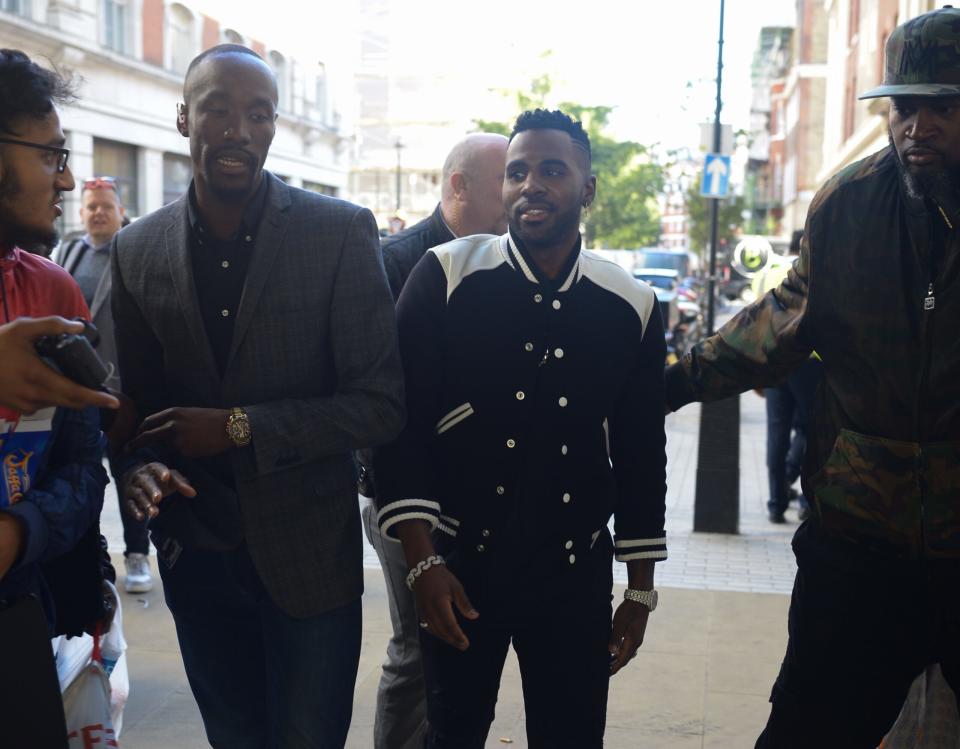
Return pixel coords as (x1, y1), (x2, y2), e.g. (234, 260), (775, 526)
(362, 132), (508, 749)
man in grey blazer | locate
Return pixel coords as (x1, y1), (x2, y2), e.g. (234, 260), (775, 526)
(111, 44), (404, 748)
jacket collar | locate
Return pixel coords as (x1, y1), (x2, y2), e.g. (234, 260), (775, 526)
(504, 229), (581, 292)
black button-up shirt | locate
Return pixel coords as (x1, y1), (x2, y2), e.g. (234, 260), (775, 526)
(187, 176), (269, 376)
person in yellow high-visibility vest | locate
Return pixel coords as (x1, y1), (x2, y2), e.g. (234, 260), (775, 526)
(754, 231), (822, 523)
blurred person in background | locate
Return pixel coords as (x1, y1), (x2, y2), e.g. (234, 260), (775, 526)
(361, 132), (508, 749)
(57, 176), (153, 594)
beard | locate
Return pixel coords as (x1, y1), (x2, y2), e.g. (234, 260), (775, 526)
(889, 130), (960, 202)
(0, 171), (58, 255)
(508, 202), (583, 250)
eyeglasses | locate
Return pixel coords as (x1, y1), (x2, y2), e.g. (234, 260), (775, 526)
(83, 176), (117, 192)
(0, 137), (70, 173)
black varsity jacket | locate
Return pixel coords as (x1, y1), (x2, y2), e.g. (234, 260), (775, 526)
(374, 232), (668, 587)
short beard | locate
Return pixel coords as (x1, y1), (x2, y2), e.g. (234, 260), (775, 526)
(889, 131), (960, 201)
(509, 204), (583, 250)
(0, 171), (58, 255)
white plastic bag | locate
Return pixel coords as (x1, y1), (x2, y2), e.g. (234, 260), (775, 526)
(62, 658), (118, 748)
(55, 582), (129, 740)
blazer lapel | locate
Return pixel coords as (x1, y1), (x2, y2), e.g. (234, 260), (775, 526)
(224, 173), (292, 371)
(164, 200), (221, 386)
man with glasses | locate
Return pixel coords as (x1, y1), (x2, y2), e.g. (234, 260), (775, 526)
(56, 176), (152, 594)
(0, 48), (112, 747)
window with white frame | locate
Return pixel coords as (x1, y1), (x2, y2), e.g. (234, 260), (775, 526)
(103, 0), (131, 55)
(269, 51), (288, 112)
(0, 0), (30, 17)
(168, 3), (196, 75)
(222, 28), (244, 45)
(315, 62), (328, 124)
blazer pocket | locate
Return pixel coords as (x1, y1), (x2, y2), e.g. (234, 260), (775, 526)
(435, 402), (475, 435)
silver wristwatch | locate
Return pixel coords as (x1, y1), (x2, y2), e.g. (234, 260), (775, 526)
(624, 588), (658, 611)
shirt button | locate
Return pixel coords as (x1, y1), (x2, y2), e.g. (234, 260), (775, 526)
(507, 439), (516, 448)
(482, 529), (491, 538)
(562, 492), (571, 503)
(496, 485), (505, 495)
(477, 544), (486, 553)
(552, 299), (561, 310)
(524, 342), (534, 352)
(568, 554), (576, 564)
(561, 444), (568, 455)
(559, 396), (568, 407)
(565, 540), (573, 550)
(516, 391), (525, 401)
(221, 309), (230, 317)
(554, 348), (565, 358)
(534, 293), (543, 303)
(221, 260), (230, 269)
(245, 234), (253, 242)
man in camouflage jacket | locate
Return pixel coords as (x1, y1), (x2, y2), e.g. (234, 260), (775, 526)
(666, 8), (960, 747)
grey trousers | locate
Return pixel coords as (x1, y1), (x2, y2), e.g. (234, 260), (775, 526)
(362, 501), (428, 749)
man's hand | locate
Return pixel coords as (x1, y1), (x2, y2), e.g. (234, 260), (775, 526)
(0, 317), (120, 414)
(122, 461), (196, 521)
(0, 512), (25, 581)
(608, 600), (651, 675)
(129, 407), (232, 458)
(412, 565), (479, 651)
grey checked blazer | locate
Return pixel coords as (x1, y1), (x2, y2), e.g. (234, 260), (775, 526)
(110, 173), (405, 617)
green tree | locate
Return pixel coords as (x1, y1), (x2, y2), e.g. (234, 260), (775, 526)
(684, 182), (745, 263)
(473, 77), (663, 248)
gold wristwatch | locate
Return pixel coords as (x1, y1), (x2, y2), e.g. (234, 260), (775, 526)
(225, 407), (252, 447)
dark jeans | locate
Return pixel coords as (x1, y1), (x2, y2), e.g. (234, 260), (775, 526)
(765, 357), (822, 514)
(755, 522), (960, 748)
(419, 585), (612, 749)
(156, 539), (362, 749)
(107, 452), (149, 556)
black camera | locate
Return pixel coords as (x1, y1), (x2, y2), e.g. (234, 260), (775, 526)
(34, 319), (111, 390)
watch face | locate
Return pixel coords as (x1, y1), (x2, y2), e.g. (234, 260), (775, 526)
(650, 590), (659, 612)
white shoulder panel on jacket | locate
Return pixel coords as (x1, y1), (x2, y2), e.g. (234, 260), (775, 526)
(578, 250), (657, 337)
(428, 233), (509, 302)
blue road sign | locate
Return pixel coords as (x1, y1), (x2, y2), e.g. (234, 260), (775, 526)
(701, 153), (731, 198)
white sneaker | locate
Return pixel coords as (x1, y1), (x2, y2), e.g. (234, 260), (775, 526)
(124, 553), (154, 594)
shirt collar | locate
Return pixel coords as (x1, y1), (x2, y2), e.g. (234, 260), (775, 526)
(81, 234), (111, 252)
(187, 173), (270, 242)
(505, 229), (582, 292)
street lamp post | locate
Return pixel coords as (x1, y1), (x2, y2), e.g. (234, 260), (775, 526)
(693, 0), (740, 535)
(394, 138), (404, 212)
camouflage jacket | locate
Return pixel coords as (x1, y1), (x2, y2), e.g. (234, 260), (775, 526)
(666, 146), (960, 558)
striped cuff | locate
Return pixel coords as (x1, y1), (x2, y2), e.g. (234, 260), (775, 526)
(614, 536), (668, 562)
(437, 514), (460, 537)
(377, 499), (441, 540)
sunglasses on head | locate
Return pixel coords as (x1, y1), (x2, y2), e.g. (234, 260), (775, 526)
(83, 176), (118, 192)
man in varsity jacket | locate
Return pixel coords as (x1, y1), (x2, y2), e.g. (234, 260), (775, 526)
(374, 109), (667, 749)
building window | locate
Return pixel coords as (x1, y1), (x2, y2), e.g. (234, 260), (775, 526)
(163, 153), (192, 205)
(103, 0), (131, 55)
(1, 0), (30, 16)
(222, 28), (244, 45)
(269, 51), (288, 112)
(94, 138), (139, 215)
(315, 62), (328, 124)
(304, 181), (337, 197)
(168, 3), (196, 75)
